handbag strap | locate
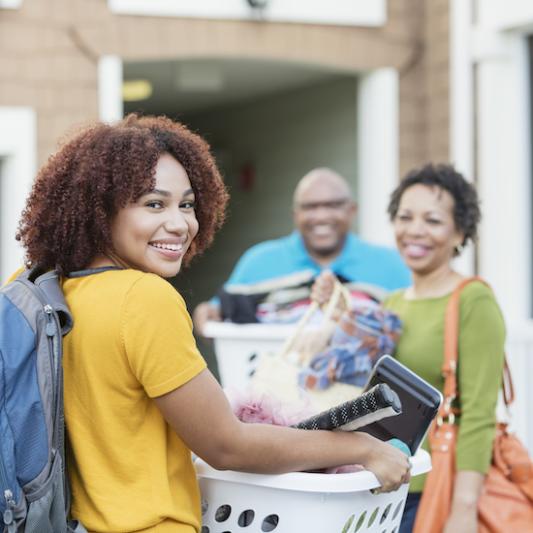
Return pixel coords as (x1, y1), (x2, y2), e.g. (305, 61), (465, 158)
(278, 278), (351, 360)
(440, 276), (513, 421)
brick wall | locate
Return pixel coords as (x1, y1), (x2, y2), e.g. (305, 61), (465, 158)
(396, 0), (451, 177)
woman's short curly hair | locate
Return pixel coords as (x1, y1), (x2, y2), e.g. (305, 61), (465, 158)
(387, 163), (480, 253)
(17, 114), (229, 274)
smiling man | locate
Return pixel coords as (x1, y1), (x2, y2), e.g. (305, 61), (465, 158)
(293, 168), (358, 267)
(193, 168), (410, 334)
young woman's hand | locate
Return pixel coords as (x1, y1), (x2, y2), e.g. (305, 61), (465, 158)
(360, 436), (411, 493)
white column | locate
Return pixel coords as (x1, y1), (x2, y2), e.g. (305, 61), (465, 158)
(475, 33), (531, 322)
(449, 0), (475, 276)
(474, 0), (533, 458)
(98, 55), (124, 123)
(0, 107), (37, 282)
(357, 68), (399, 246)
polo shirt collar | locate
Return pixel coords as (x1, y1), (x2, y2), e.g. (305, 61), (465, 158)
(290, 231), (360, 274)
(289, 231), (315, 269)
(330, 233), (360, 273)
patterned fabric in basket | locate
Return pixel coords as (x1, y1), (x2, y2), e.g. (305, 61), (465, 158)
(299, 303), (402, 389)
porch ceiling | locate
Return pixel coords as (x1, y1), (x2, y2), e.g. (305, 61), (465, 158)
(123, 57), (353, 114)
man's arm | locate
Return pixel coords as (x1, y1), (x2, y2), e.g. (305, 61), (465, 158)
(192, 301), (222, 336)
(192, 240), (280, 335)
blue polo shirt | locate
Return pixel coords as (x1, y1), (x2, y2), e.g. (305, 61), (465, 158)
(225, 232), (411, 291)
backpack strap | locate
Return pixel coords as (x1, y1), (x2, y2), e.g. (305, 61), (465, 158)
(35, 271), (73, 335)
(16, 266), (122, 335)
(66, 266), (123, 278)
(14, 268), (73, 335)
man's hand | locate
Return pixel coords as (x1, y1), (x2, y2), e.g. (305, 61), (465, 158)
(310, 270), (337, 305)
(192, 301), (222, 336)
(310, 270), (348, 321)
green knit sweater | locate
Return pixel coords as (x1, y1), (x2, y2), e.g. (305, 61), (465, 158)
(384, 281), (505, 493)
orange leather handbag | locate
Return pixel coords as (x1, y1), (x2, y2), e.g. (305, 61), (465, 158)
(413, 278), (533, 533)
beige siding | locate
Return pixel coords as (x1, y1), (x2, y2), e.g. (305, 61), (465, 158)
(0, 0), (449, 169)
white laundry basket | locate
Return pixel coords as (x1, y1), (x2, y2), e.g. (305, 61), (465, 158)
(204, 321), (297, 390)
(196, 449), (430, 533)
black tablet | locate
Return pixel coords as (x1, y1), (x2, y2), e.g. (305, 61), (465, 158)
(359, 355), (442, 454)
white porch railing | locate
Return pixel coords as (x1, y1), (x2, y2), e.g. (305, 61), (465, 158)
(505, 322), (533, 454)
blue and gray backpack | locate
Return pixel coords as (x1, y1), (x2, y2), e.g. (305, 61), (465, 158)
(0, 269), (85, 533)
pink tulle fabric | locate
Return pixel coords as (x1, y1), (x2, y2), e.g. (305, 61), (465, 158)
(227, 388), (313, 426)
(227, 388), (364, 474)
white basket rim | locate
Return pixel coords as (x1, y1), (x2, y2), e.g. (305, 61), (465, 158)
(204, 321), (298, 340)
(195, 449), (430, 493)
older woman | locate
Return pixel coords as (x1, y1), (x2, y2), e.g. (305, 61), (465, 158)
(311, 163), (505, 533)
(385, 164), (505, 533)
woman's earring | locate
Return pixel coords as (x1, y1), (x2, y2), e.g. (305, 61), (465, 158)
(454, 244), (464, 255)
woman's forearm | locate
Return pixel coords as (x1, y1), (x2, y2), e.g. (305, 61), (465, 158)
(443, 471), (484, 533)
(155, 369), (411, 491)
(451, 470), (484, 509)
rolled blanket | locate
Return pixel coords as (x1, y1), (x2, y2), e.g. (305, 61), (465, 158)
(292, 383), (402, 432)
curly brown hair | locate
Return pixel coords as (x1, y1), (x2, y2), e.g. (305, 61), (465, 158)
(387, 163), (480, 255)
(17, 114), (229, 274)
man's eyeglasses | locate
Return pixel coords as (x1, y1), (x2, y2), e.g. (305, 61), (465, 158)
(295, 198), (351, 212)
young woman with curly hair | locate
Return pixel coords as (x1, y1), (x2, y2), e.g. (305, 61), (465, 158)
(13, 114), (410, 533)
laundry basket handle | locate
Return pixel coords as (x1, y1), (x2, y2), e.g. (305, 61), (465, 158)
(278, 279), (350, 360)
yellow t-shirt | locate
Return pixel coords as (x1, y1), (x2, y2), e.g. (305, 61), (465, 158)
(61, 268), (206, 533)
